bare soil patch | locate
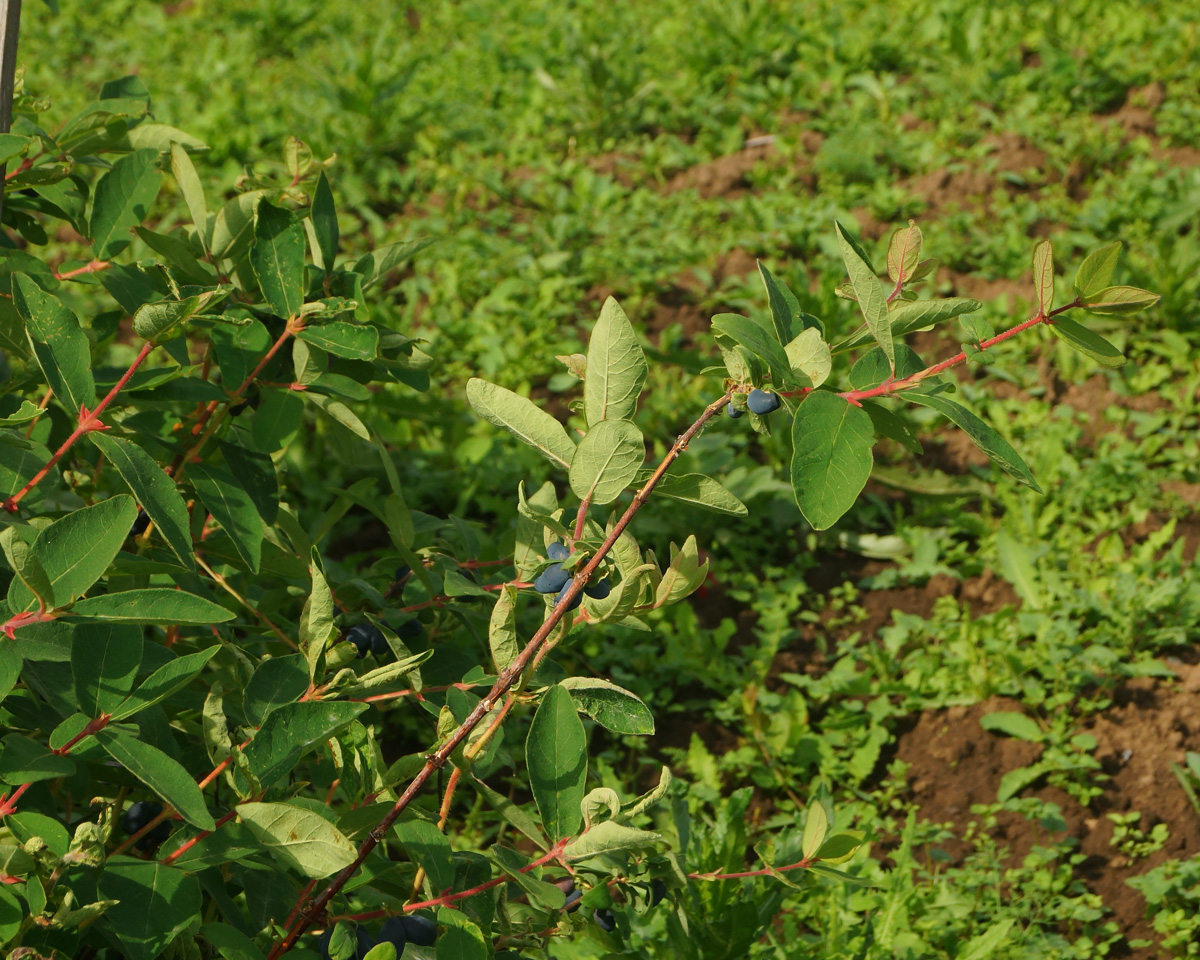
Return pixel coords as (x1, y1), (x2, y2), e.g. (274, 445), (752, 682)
(896, 663), (1200, 957)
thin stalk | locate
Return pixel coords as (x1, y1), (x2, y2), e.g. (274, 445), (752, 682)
(3, 341), (155, 512)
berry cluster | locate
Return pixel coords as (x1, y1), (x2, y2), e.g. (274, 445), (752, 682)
(727, 387), (782, 419)
(532, 541), (610, 609)
(318, 914), (437, 959)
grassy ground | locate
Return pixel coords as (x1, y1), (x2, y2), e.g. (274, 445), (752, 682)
(17, 0), (1200, 956)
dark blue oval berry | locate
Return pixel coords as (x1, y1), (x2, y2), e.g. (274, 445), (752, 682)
(377, 918), (407, 952)
(554, 582), (582, 611)
(547, 541), (570, 561)
(593, 908), (616, 932)
(396, 618), (425, 641)
(130, 512), (151, 537)
(563, 888), (583, 910)
(122, 800), (162, 835)
(746, 389), (781, 415)
(354, 928), (374, 959)
(400, 913), (437, 946)
(726, 402), (744, 419)
(583, 577), (610, 599)
(394, 565), (411, 583)
(369, 626), (391, 658)
(345, 623), (380, 659)
(650, 878), (667, 906)
(533, 562), (570, 594)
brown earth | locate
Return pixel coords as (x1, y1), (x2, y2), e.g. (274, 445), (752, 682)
(896, 662), (1200, 957)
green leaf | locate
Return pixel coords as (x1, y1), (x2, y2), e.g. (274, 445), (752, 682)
(960, 920), (1016, 960)
(652, 473), (747, 516)
(1081, 285), (1161, 315)
(995, 528), (1042, 609)
(238, 802), (356, 878)
(1073, 242), (1121, 297)
(97, 858), (202, 960)
(239, 702), (368, 792)
(0, 439), (56, 505)
(251, 200), (306, 318)
(71, 589), (233, 624)
(562, 819), (661, 861)
(654, 535), (708, 607)
(905, 393), (1041, 493)
(559, 677), (654, 735)
(436, 909), (487, 960)
(0, 734), (76, 784)
(296, 321), (377, 360)
(0, 526), (55, 611)
(862, 401), (922, 455)
(242, 655), (310, 726)
(310, 171), (339, 270)
(834, 297), (982, 353)
(0, 645), (20, 702)
(759, 261), (806, 342)
(466, 378), (575, 471)
(802, 798), (828, 860)
(848, 344), (925, 390)
(220, 440), (279, 524)
(488, 584), (519, 673)
(886, 221), (922, 285)
(980, 711), (1044, 742)
(784, 327), (831, 387)
(489, 844), (566, 909)
(211, 189), (266, 262)
(11, 273), (96, 416)
(190, 461), (264, 572)
(526, 684), (587, 841)
(111, 647), (220, 721)
(90, 149), (164, 259)
(132, 290), (223, 344)
(836, 220), (892, 374)
(790, 392), (874, 530)
(996, 761), (1052, 802)
(250, 388), (305, 452)
(394, 819), (456, 893)
(355, 238), (435, 288)
(198, 923), (268, 960)
(584, 297), (648, 426)
(171, 142), (210, 253)
(1049, 316), (1126, 367)
(569, 419), (643, 506)
(90, 433), (195, 569)
(7, 495), (137, 613)
(96, 729), (215, 829)
(72, 622), (142, 716)
(467, 773), (548, 851)
(1032, 238), (1053, 316)
(815, 831), (865, 863)
(304, 392), (371, 440)
(711, 313), (796, 387)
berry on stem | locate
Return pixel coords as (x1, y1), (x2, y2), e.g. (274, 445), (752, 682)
(547, 541), (569, 560)
(583, 577), (610, 599)
(746, 388), (781, 415)
(726, 402), (744, 419)
(593, 908), (616, 932)
(400, 913), (437, 946)
(554, 581), (582, 611)
(533, 562), (569, 594)
(345, 623), (383, 659)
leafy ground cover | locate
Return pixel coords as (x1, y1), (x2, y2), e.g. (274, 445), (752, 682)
(8, 0), (1200, 957)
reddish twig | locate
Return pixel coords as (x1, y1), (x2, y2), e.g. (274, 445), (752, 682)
(54, 259), (111, 281)
(4, 341), (156, 512)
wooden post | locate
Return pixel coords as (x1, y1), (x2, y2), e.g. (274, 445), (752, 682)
(0, 0), (23, 224)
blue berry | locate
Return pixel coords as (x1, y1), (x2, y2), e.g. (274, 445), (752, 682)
(547, 541), (570, 561)
(533, 562), (569, 594)
(583, 577), (610, 599)
(554, 582), (582, 611)
(130, 512), (151, 537)
(400, 913), (437, 946)
(394, 565), (411, 582)
(377, 918), (407, 952)
(593, 908), (616, 932)
(369, 626), (391, 658)
(726, 402), (744, 419)
(650, 879), (667, 906)
(746, 389), (781, 415)
(396, 618), (424, 641)
(564, 888), (582, 910)
(345, 623), (381, 659)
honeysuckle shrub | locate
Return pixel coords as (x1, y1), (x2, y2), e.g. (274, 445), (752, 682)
(0, 75), (1158, 960)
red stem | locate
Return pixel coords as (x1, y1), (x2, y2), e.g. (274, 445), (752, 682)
(54, 259), (111, 281)
(3, 341), (156, 513)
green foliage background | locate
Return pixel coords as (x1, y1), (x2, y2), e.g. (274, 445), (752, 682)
(6, 0), (1200, 957)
